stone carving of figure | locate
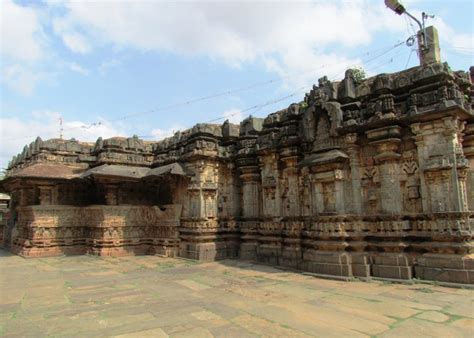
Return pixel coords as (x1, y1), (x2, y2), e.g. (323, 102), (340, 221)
(316, 114), (330, 142)
(288, 103), (299, 116)
(343, 110), (359, 126)
(407, 176), (420, 199)
(319, 76), (338, 101)
(343, 69), (356, 99)
(322, 102), (343, 136)
(318, 76), (328, 87)
(303, 107), (316, 142)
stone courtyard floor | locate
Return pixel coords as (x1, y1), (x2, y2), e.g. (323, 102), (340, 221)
(0, 250), (473, 338)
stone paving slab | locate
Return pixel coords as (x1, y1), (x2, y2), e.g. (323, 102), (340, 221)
(0, 250), (473, 337)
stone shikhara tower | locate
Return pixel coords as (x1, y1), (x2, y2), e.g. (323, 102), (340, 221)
(2, 63), (473, 284)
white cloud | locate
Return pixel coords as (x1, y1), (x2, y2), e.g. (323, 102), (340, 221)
(2, 65), (43, 96)
(222, 109), (243, 124)
(150, 125), (184, 141)
(2, 1), (471, 98)
(50, 0), (409, 76)
(63, 119), (125, 140)
(265, 50), (363, 89)
(55, 0), (474, 85)
(431, 16), (474, 50)
(98, 58), (122, 75)
(0, 1), (49, 96)
(62, 33), (91, 54)
(52, 16), (91, 54)
(0, 111), (126, 169)
(67, 62), (89, 76)
(0, 0), (45, 61)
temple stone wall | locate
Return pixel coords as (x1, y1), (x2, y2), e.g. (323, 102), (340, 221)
(0, 195), (10, 247)
(2, 62), (473, 284)
(10, 205), (181, 257)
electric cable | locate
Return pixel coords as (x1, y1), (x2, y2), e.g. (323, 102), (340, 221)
(1, 37), (411, 144)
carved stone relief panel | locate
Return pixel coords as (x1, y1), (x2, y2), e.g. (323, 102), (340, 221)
(242, 182), (260, 218)
(299, 171), (312, 217)
(401, 150), (422, 213)
(260, 155), (280, 217)
(203, 191), (217, 218)
(361, 157), (380, 214)
(425, 171), (452, 212)
(322, 182), (336, 213)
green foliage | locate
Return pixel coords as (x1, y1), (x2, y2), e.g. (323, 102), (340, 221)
(351, 67), (367, 84)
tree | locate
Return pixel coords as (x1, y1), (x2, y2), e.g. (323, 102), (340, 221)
(351, 67), (367, 85)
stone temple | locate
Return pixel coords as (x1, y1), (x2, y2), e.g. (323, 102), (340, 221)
(2, 62), (473, 285)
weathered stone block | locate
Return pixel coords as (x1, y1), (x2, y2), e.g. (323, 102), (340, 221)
(303, 250), (351, 265)
(352, 264), (370, 278)
(417, 254), (474, 270)
(303, 262), (352, 277)
(415, 266), (473, 284)
(372, 253), (411, 267)
(372, 265), (413, 280)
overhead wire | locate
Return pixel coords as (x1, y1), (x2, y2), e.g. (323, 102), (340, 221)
(443, 49), (474, 60)
(405, 48), (415, 69)
(137, 46), (409, 140)
(105, 39), (408, 125)
(2, 37), (411, 143)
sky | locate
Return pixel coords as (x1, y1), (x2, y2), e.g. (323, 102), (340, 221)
(1, 0), (473, 170)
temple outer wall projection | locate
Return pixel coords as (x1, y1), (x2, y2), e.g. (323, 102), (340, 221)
(2, 63), (473, 285)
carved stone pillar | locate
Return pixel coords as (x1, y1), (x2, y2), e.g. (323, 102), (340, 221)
(333, 169), (345, 214)
(219, 162), (240, 218)
(280, 155), (299, 217)
(179, 160), (224, 261)
(185, 161), (210, 219)
(366, 126), (411, 279)
(311, 180), (324, 214)
(411, 123), (430, 212)
(299, 167), (312, 217)
(463, 123), (474, 211)
(19, 188), (32, 206)
(240, 166), (261, 218)
(443, 117), (467, 211)
(259, 154), (280, 218)
(38, 186), (54, 206)
(239, 165), (261, 261)
(411, 118), (469, 213)
(279, 152), (302, 269)
(367, 126), (402, 214)
(410, 118), (472, 283)
(345, 133), (362, 214)
(104, 184), (118, 206)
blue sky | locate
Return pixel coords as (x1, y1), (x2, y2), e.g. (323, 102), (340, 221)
(1, 0), (473, 170)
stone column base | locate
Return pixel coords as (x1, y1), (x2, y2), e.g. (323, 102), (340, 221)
(351, 253), (371, 278)
(280, 246), (303, 269)
(179, 240), (239, 261)
(415, 254), (474, 284)
(15, 245), (87, 257)
(256, 244), (282, 265)
(302, 250), (353, 277)
(240, 242), (258, 260)
(371, 253), (413, 280)
(88, 244), (150, 256)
